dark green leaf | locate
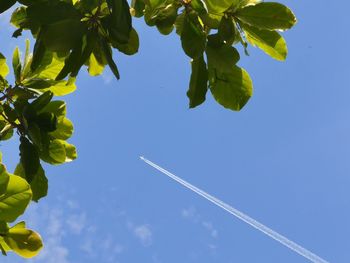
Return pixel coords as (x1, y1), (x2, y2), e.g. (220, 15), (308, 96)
(31, 40), (46, 72)
(100, 38), (120, 79)
(113, 28), (139, 55)
(0, 0), (16, 14)
(106, 0), (132, 44)
(181, 15), (206, 59)
(30, 91), (53, 112)
(187, 56), (208, 108)
(19, 137), (40, 182)
(40, 19), (86, 53)
(14, 164), (48, 202)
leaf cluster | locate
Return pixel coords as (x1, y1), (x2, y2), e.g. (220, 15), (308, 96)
(0, 41), (76, 257)
(0, 0), (296, 259)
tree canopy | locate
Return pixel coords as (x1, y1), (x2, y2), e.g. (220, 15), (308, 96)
(0, 0), (296, 258)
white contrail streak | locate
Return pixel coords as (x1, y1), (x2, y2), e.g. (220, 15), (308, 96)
(140, 156), (329, 263)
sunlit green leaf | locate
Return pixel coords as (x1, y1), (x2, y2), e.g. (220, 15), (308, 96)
(14, 164), (48, 202)
(0, 172), (32, 222)
(236, 2), (297, 31)
(241, 23), (287, 61)
(4, 221), (43, 258)
(0, 53), (9, 78)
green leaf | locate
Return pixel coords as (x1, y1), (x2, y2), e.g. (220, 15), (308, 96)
(205, 0), (238, 14)
(19, 137), (40, 182)
(187, 56), (208, 108)
(14, 164), (48, 202)
(4, 222), (43, 258)
(106, 0), (132, 44)
(41, 19), (86, 53)
(113, 28), (140, 55)
(0, 53), (9, 78)
(30, 40), (46, 73)
(181, 15), (206, 59)
(87, 53), (105, 76)
(100, 38), (120, 80)
(191, 0), (208, 14)
(0, 173), (32, 222)
(206, 44), (252, 111)
(0, 0), (16, 14)
(30, 91), (53, 112)
(60, 141), (77, 162)
(0, 165), (10, 196)
(205, 44), (240, 69)
(241, 23), (287, 61)
(49, 117), (73, 140)
(131, 0), (145, 17)
(12, 47), (22, 84)
(209, 65), (253, 111)
(40, 101), (66, 117)
(40, 139), (66, 165)
(27, 122), (42, 150)
(218, 16), (237, 44)
(236, 2), (297, 31)
(35, 112), (58, 132)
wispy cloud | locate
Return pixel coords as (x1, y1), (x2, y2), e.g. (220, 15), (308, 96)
(134, 224), (153, 247)
(66, 212), (87, 235)
(181, 206), (219, 240)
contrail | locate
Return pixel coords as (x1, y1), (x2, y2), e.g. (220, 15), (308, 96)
(140, 156), (329, 263)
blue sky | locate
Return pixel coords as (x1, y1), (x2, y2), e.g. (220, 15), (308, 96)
(1, 1), (350, 262)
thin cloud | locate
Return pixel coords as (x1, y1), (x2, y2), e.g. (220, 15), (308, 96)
(133, 224), (153, 247)
(181, 206), (219, 239)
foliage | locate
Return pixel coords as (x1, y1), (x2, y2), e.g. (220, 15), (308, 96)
(0, 0), (296, 258)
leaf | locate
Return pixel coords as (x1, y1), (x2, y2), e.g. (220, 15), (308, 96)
(205, 0), (238, 14)
(49, 117), (73, 140)
(60, 141), (77, 162)
(30, 91), (53, 112)
(191, 0), (208, 14)
(35, 112), (58, 132)
(241, 23), (287, 61)
(0, 164), (10, 196)
(100, 38), (120, 80)
(131, 0), (145, 17)
(236, 2), (297, 31)
(4, 222), (43, 258)
(0, 53), (9, 78)
(187, 56), (208, 108)
(205, 44), (240, 70)
(41, 19), (86, 53)
(181, 15), (206, 59)
(209, 66), (253, 111)
(206, 44), (252, 111)
(0, 173), (32, 222)
(56, 42), (83, 80)
(0, 0), (16, 14)
(40, 101), (66, 117)
(30, 40), (46, 72)
(40, 139), (66, 165)
(88, 53), (105, 76)
(19, 137), (40, 182)
(218, 16), (237, 44)
(12, 47), (22, 84)
(113, 28), (140, 56)
(14, 164), (48, 202)
(106, 0), (132, 44)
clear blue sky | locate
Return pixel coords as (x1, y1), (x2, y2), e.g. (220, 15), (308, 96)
(1, 1), (350, 262)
